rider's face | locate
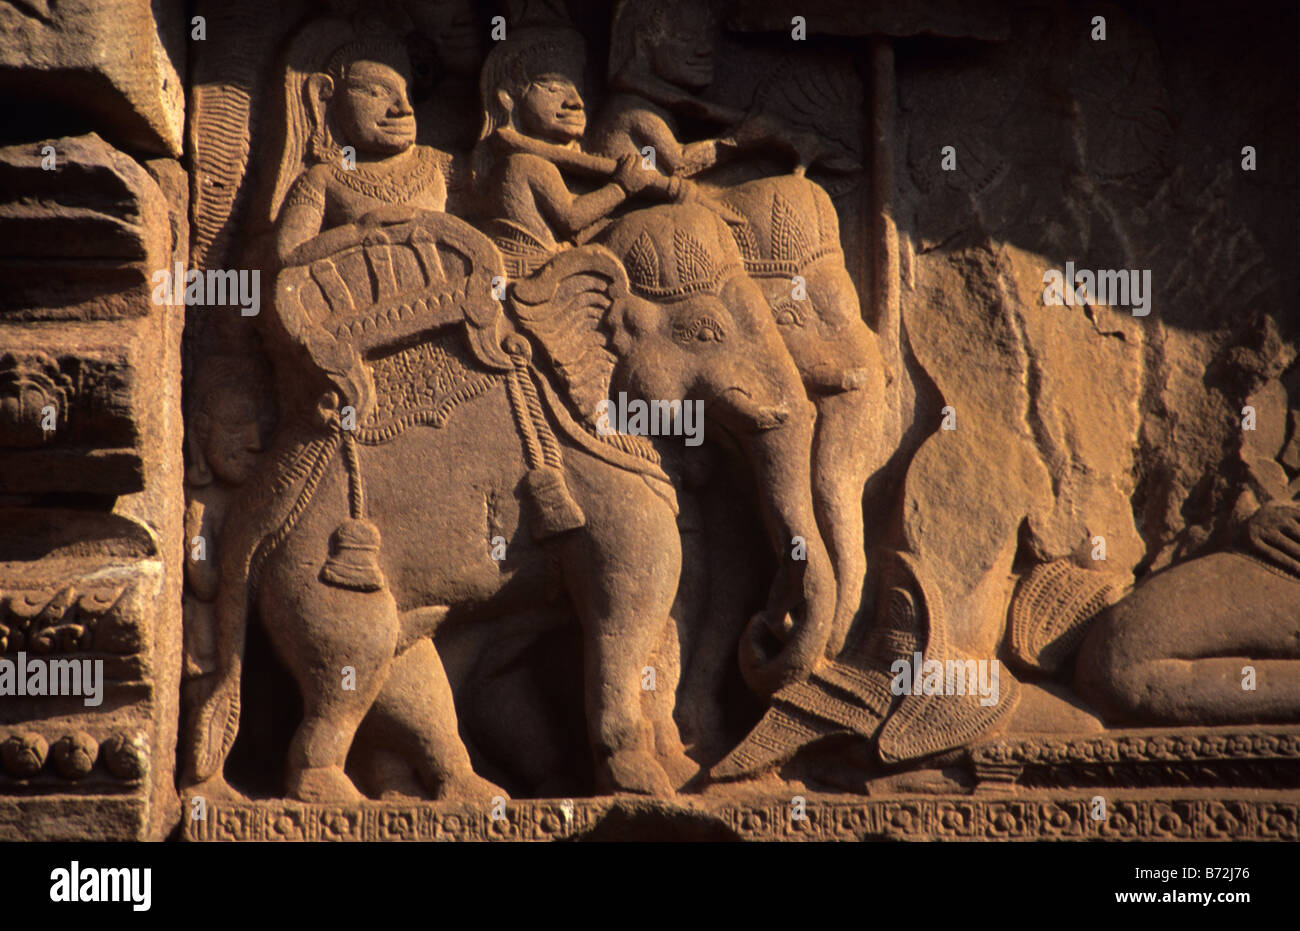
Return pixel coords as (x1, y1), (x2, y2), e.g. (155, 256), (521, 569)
(518, 75), (586, 143)
(335, 60), (416, 155)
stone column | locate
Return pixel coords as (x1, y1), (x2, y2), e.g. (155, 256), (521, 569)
(0, 0), (186, 841)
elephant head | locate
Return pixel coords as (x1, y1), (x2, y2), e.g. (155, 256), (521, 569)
(509, 201), (838, 694)
(720, 176), (878, 396)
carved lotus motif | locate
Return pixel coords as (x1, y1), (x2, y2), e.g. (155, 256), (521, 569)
(216, 810), (249, 841)
(1101, 803), (1140, 838)
(321, 810), (359, 840)
(378, 810), (415, 839)
(1260, 805), (1299, 840)
(986, 804), (1025, 838)
(101, 734), (147, 781)
(436, 813), (465, 839)
(1226, 735), (1254, 755)
(1146, 735), (1177, 759)
(1201, 735), (1228, 757)
(51, 732), (98, 779)
(1042, 740), (1070, 764)
(1150, 804), (1192, 838)
(268, 810), (305, 840)
(939, 803), (975, 834)
(0, 353), (72, 447)
(1094, 741), (1121, 763)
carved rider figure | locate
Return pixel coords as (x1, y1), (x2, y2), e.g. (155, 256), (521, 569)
(590, 0), (829, 181)
(471, 26), (664, 279)
(268, 17), (451, 419)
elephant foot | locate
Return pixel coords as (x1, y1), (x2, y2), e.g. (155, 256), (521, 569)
(185, 773), (247, 803)
(435, 771), (509, 804)
(597, 750), (675, 797)
(658, 748), (701, 790)
(287, 765), (364, 803)
(676, 706), (732, 766)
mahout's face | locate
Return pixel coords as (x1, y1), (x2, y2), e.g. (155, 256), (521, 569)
(518, 74), (586, 142)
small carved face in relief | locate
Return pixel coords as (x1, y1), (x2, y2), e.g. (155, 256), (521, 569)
(407, 0), (481, 75)
(196, 394), (266, 486)
(517, 74), (586, 142)
(333, 60), (416, 155)
(647, 6), (716, 89)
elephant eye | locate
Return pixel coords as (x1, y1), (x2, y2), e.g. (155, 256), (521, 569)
(674, 317), (725, 344)
(772, 299), (804, 327)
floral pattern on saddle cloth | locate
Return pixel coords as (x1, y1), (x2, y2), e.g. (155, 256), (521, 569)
(359, 331), (501, 442)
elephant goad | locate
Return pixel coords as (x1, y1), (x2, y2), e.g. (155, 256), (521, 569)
(184, 203), (836, 802)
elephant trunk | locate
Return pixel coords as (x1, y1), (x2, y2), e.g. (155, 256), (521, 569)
(738, 400), (838, 696)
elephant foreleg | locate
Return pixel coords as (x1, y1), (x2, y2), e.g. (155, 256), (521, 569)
(261, 580), (399, 803)
(644, 614), (698, 788)
(561, 492), (681, 796)
(676, 480), (766, 764)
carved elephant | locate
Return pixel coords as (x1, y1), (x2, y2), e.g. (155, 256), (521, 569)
(719, 174), (885, 666)
(184, 203), (837, 802)
(647, 176), (886, 759)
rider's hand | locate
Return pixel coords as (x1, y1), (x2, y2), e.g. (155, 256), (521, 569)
(613, 152), (654, 196)
(1243, 500), (1300, 575)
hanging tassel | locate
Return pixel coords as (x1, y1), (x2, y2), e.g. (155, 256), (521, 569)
(524, 465), (585, 539)
(320, 431), (386, 592)
(504, 361), (585, 539)
(321, 516), (385, 592)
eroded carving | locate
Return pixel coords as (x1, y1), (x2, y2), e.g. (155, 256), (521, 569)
(164, 4), (1300, 830)
(4, 0), (1293, 845)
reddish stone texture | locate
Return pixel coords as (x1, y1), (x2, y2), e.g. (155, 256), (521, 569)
(1, 0), (1296, 841)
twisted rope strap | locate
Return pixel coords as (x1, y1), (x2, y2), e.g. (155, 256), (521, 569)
(505, 348), (585, 538)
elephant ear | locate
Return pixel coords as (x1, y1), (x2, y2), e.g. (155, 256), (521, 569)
(509, 245), (632, 426)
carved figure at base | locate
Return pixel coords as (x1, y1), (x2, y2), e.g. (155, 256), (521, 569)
(182, 355), (273, 705)
(1076, 373), (1300, 724)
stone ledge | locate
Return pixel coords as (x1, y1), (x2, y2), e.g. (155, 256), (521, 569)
(0, 794), (148, 841)
(968, 725), (1300, 791)
(180, 790), (1300, 842)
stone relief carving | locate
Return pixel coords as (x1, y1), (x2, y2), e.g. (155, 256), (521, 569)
(0, 0), (1296, 847)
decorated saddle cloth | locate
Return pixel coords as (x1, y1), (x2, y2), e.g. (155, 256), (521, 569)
(357, 330), (503, 444)
(483, 217), (564, 280)
(242, 215), (675, 587)
(276, 210), (517, 378)
(223, 213), (520, 591)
